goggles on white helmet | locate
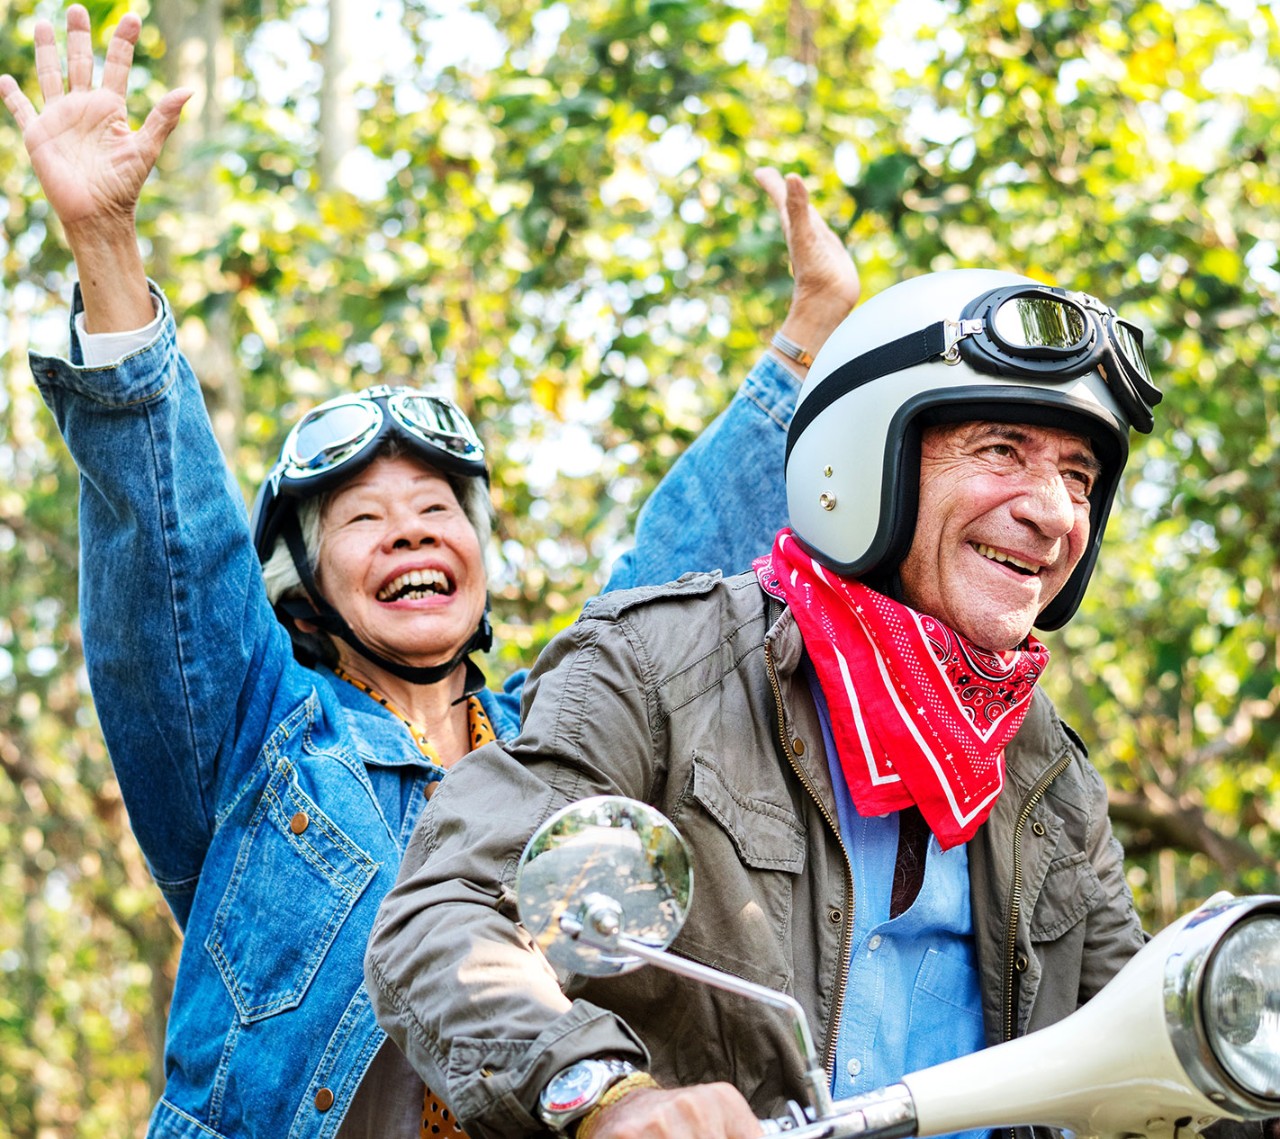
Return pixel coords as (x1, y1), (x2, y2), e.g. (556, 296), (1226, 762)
(784, 269), (1163, 631)
(787, 283), (1159, 455)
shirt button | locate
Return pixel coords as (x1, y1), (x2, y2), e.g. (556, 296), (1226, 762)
(847, 1058), (862, 1077)
(867, 934), (882, 951)
(315, 1087), (335, 1111)
(290, 811), (310, 835)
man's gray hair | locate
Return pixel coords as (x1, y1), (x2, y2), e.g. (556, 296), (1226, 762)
(260, 448), (495, 667)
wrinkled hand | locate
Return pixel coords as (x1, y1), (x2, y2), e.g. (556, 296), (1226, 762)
(755, 167), (860, 316)
(755, 167), (859, 368)
(585, 1083), (763, 1139)
(0, 5), (188, 242)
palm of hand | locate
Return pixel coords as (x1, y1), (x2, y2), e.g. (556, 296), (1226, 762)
(24, 86), (149, 228)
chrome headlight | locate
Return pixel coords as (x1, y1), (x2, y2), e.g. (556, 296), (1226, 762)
(1203, 914), (1280, 1098)
(1167, 896), (1280, 1117)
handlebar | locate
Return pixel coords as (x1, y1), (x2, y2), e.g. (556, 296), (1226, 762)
(760, 1084), (916, 1139)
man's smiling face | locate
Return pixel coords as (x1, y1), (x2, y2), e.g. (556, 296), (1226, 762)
(897, 420), (1101, 651)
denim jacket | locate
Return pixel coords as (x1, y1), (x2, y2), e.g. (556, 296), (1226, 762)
(29, 286), (800, 1138)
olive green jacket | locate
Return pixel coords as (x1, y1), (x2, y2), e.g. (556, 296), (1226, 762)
(366, 571), (1146, 1139)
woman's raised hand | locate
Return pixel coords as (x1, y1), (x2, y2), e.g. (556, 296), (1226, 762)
(0, 5), (190, 331)
(0, 5), (189, 245)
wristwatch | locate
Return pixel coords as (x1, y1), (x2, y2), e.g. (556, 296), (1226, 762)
(537, 1058), (638, 1133)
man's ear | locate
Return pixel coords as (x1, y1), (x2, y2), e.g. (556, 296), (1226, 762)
(294, 615), (319, 636)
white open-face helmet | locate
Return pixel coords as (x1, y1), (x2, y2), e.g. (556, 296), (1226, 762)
(785, 268), (1162, 630)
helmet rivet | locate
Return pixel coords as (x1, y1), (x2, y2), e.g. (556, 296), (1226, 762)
(823, 465), (833, 478)
(819, 492), (837, 511)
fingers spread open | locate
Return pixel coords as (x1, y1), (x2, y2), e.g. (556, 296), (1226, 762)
(0, 75), (37, 132)
(101, 15), (142, 97)
(136, 89), (192, 160)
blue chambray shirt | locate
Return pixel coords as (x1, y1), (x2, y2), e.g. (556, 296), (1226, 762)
(808, 671), (989, 1139)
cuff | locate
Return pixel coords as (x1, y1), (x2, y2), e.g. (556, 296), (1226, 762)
(74, 291), (165, 367)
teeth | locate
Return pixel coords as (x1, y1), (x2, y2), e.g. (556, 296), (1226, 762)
(974, 543), (1039, 574)
(378, 568), (450, 601)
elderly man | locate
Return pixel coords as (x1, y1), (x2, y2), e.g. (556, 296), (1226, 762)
(365, 268), (1164, 1139)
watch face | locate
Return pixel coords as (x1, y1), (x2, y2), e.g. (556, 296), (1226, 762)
(542, 1061), (608, 1114)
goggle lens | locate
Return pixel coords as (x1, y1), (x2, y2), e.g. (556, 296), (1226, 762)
(993, 296), (1088, 351)
(393, 393), (484, 457)
(1113, 320), (1152, 382)
(290, 402), (381, 470)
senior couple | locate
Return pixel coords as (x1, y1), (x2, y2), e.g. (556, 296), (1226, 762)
(8, 8), (1165, 1139)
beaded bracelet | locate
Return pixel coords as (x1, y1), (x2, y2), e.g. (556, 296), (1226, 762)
(573, 1072), (660, 1139)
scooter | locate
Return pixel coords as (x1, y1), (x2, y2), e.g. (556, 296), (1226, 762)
(516, 795), (1280, 1139)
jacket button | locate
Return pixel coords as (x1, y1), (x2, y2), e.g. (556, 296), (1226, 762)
(828, 908), (842, 924)
(1031, 820), (1046, 837)
(290, 811), (310, 835)
(1014, 953), (1029, 973)
(792, 738), (806, 756)
(315, 1087), (335, 1111)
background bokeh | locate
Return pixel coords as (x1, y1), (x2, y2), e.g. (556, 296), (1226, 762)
(1, 0), (1277, 1132)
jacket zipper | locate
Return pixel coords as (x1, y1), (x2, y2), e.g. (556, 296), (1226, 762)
(763, 639), (855, 1090)
(1000, 749), (1073, 1043)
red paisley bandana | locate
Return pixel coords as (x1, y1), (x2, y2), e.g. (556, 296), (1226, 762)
(754, 530), (1049, 850)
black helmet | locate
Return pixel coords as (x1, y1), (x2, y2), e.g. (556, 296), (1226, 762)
(783, 269), (1162, 630)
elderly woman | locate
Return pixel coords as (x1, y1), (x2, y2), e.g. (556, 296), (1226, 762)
(2, 8), (859, 1138)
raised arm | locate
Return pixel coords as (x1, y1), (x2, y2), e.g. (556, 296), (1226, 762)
(12, 11), (288, 925)
(754, 165), (861, 382)
(0, 4), (188, 331)
(603, 168), (859, 591)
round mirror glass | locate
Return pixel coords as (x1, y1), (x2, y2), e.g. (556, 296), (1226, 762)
(516, 796), (692, 977)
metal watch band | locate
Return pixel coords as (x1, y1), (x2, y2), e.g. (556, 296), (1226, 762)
(537, 1058), (638, 1133)
(770, 330), (815, 368)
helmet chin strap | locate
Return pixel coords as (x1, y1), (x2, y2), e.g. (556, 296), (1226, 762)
(277, 513), (491, 696)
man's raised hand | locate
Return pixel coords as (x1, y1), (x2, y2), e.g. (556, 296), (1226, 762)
(755, 166), (860, 373)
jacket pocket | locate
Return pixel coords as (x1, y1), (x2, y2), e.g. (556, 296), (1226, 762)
(670, 753), (806, 986)
(688, 752), (806, 873)
(1028, 850), (1102, 943)
(205, 764), (377, 1022)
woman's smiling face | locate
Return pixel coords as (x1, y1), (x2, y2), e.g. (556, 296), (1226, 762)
(315, 454), (487, 670)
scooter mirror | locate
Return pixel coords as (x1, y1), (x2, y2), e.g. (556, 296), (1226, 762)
(516, 795), (692, 977)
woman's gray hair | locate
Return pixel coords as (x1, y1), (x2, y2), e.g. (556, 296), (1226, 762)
(260, 443), (495, 667)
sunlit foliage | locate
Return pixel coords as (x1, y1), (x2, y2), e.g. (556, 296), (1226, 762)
(1, 0), (1277, 1132)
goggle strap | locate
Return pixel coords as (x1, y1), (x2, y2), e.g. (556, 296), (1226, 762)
(785, 322), (948, 467)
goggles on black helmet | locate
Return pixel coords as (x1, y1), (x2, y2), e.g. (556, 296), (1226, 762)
(249, 383), (493, 690)
(786, 284), (1161, 464)
(274, 384), (485, 488)
(252, 384), (487, 565)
